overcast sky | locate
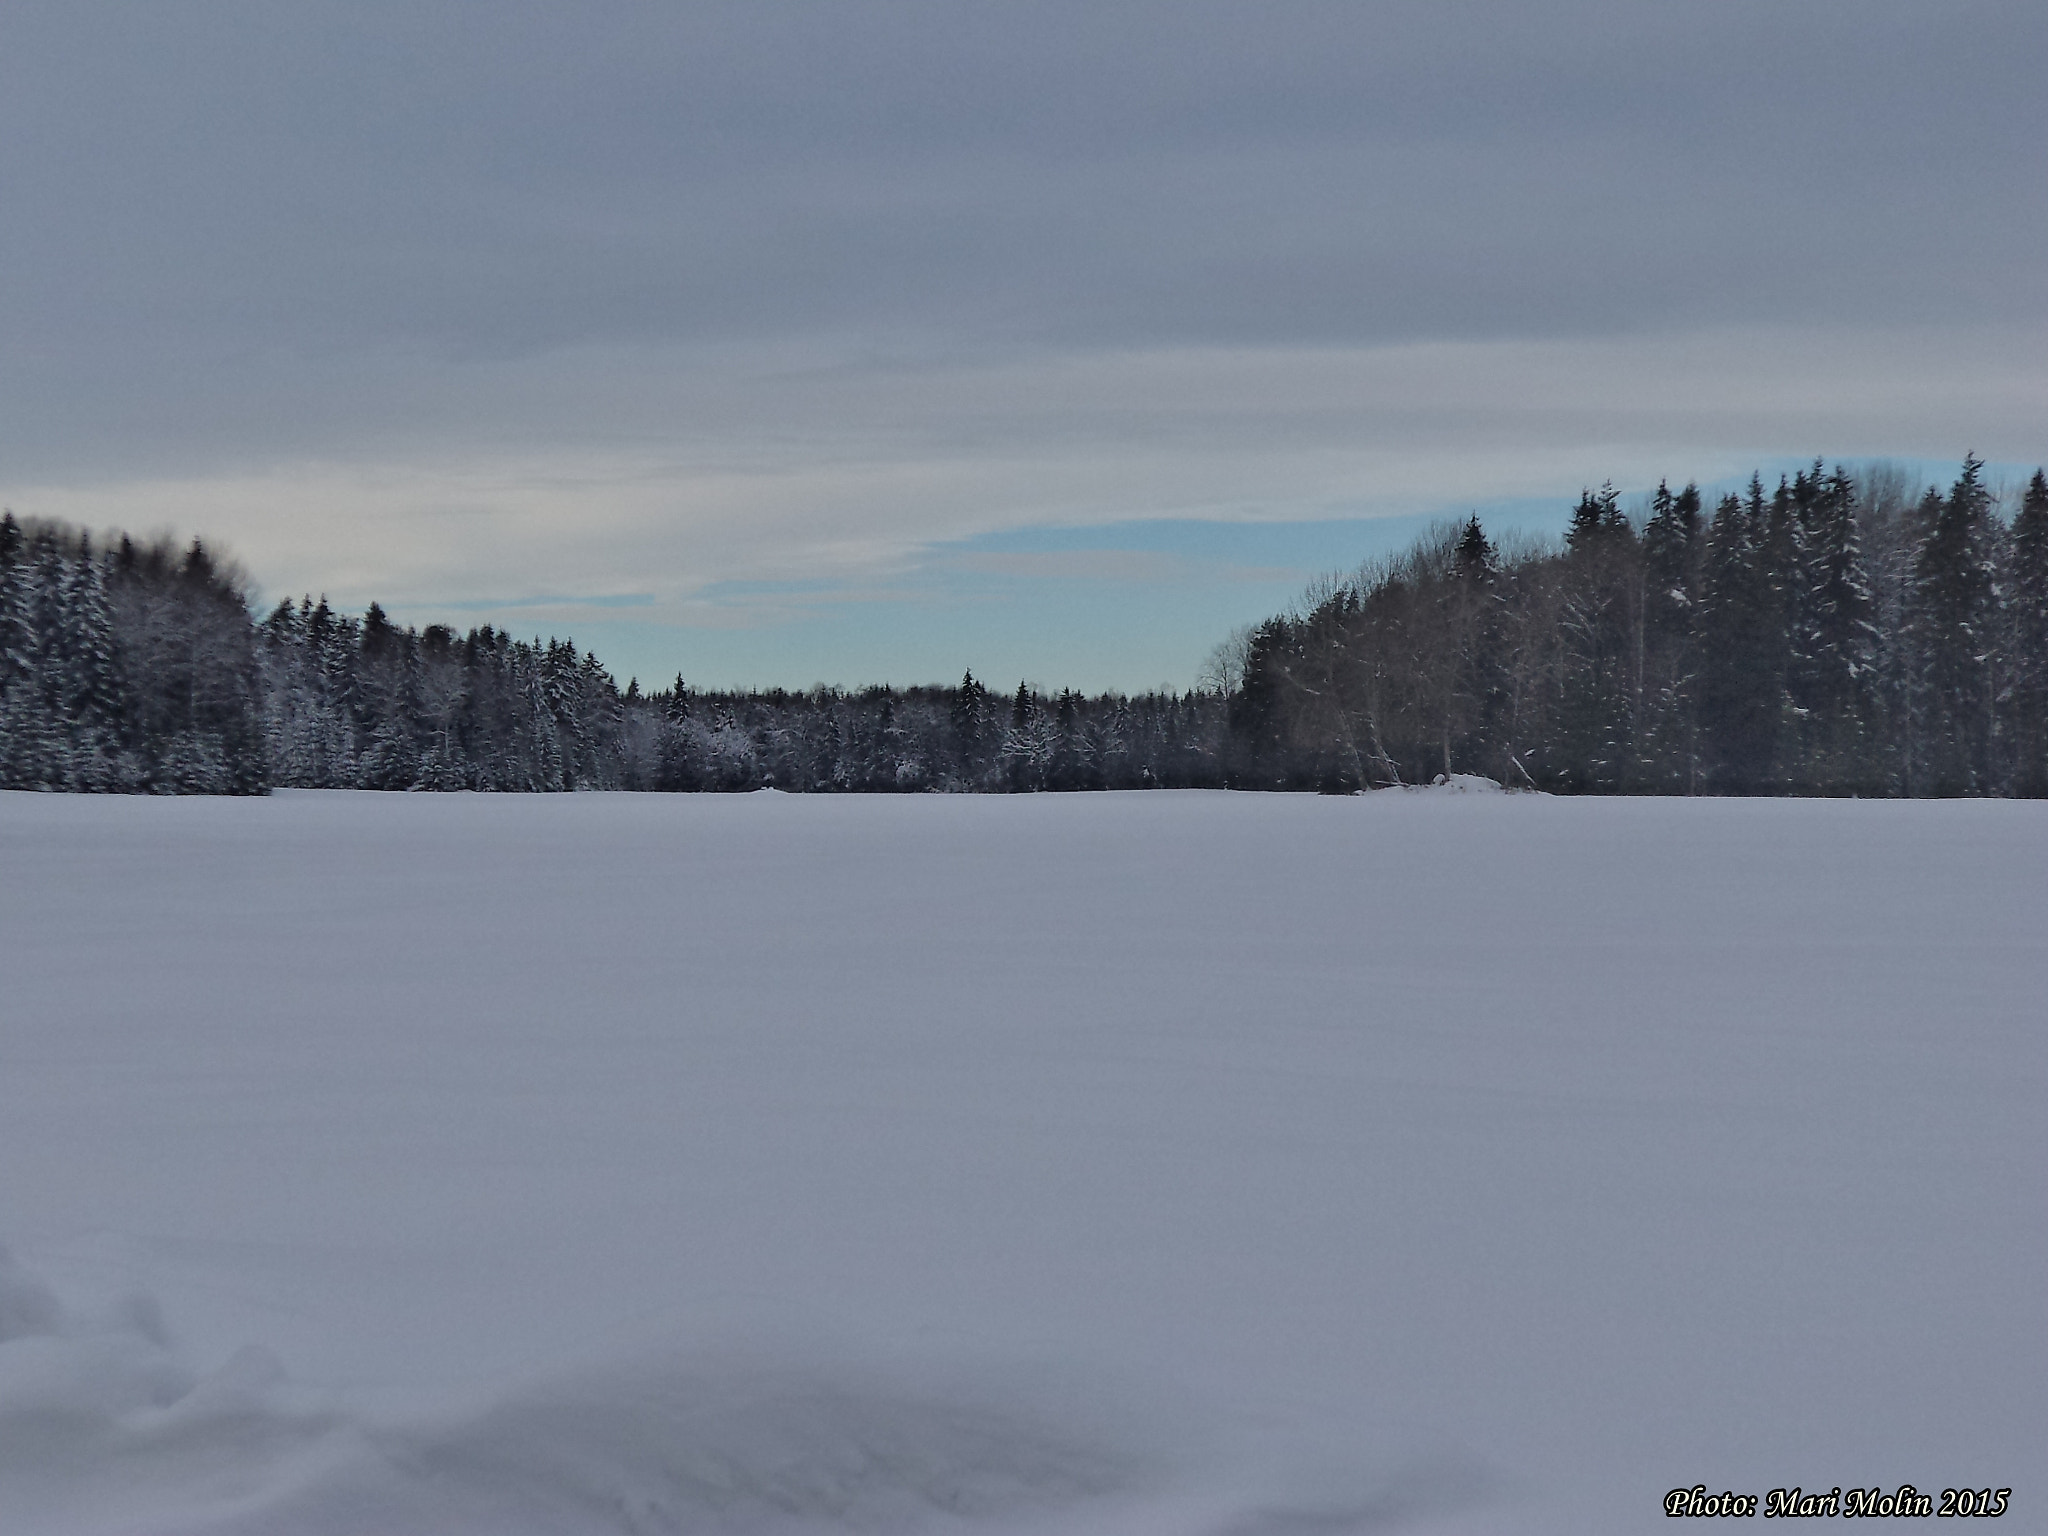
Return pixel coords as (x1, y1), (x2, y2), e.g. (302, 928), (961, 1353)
(4, 1), (2043, 688)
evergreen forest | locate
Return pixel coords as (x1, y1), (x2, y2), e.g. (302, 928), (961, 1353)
(3, 456), (2045, 797)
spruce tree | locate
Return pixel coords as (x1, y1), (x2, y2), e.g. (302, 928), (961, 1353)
(0, 514), (26, 693)
(19, 528), (72, 787)
(0, 515), (33, 787)
(1793, 466), (1878, 790)
(1911, 456), (1998, 794)
(1557, 484), (1639, 789)
(1640, 482), (1703, 789)
(950, 670), (989, 781)
(1698, 490), (1782, 790)
(2004, 470), (2048, 794)
(1441, 516), (1506, 780)
(59, 535), (122, 788)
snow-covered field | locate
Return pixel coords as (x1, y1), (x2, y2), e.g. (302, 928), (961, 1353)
(1, 789), (2040, 1534)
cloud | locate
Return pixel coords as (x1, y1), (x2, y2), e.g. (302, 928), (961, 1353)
(5, 6), (2044, 444)
(1, 2), (2041, 683)
(8, 324), (2041, 616)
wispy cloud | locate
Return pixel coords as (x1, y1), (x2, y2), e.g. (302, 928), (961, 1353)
(13, 325), (2041, 622)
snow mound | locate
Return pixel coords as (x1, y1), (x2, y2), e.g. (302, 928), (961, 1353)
(274, 1361), (1153, 1536)
(0, 1262), (1139, 1535)
(7, 1249), (1464, 1536)
(1411, 774), (1506, 793)
(0, 1247), (355, 1536)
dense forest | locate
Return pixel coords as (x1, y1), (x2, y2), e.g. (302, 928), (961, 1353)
(2, 456), (2044, 796)
(1230, 456), (2048, 796)
(0, 515), (1226, 793)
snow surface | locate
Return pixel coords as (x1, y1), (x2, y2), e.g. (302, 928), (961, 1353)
(0, 788), (2041, 1534)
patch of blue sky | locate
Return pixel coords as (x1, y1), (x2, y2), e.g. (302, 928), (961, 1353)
(431, 591), (658, 613)
(548, 500), (1586, 695)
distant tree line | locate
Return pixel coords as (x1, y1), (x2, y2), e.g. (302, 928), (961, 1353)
(1229, 457), (2048, 795)
(4, 456), (2045, 796)
(0, 513), (1226, 793)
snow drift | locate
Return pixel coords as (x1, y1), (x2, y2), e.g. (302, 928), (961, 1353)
(0, 1244), (1426, 1535)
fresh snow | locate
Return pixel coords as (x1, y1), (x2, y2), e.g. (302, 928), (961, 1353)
(0, 788), (2040, 1534)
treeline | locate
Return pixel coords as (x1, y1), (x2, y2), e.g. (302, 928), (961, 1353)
(0, 513), (1226, 793)
(1230, 457), (2048, 795)
(260, 593), (1228, 792)
(6, 455), (2046, 797)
